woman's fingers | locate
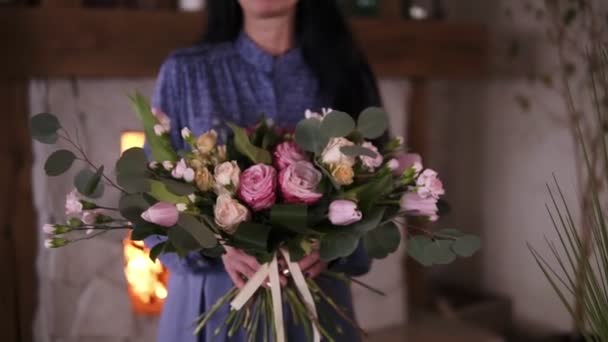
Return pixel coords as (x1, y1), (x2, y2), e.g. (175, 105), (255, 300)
(305, 260), (327, 279)
(298, 251), (321, 271)
(227, 268), (245, 288)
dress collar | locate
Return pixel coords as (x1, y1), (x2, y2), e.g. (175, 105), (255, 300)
(235, 31), (303, 74)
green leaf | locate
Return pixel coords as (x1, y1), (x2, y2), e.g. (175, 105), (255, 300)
(286, 238), (306, 262)
(177, 214), (217, 249)
(159, 178), (197, 196)
(128, 93), (178, 162)
(347, 170), (393, 212)
(364, 222), (401, 259)
(320, 111), (355, 138)
(232, 222), (271, 251)
(295, 118), (329, 154)
(74, 168), (105, 198)
(340, 145), (378, 158)
(269, 204), (311, 233)
(119, 193), (152, 225)
(319, 232), (359, 261)
(349, 207), (386, 234)
(357, 107), (388, 139)
(31, 113), (60, 144)
(437, 228), (465, 238)
(425, 239), (456, 265)
(227, 122), (272, 164)
(44, 149), (76, 176)
(169, 225), (202, 255)
(452, 235), (481, 257)
(131, 223), (165, 241)
(407, 236), (433, 266)
(115, 148), (150, 192)
(148, 242), (165, 262)
(149, 180), (189, 204)
(201, 244), (226, 258)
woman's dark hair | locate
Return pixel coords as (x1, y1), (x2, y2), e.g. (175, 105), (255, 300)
(203, 0), (381, 115)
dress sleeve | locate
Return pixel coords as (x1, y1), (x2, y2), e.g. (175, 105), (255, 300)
(143, 56), (219, 274)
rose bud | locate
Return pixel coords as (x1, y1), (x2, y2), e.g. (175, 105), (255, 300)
(416, 169), (445, 199)
(328, 200), (363, 226)
(330, 163), (355, 186)
(140, 202), (180, 227)
(197, 130), (218, 154)
(214, 161), (241, 189)
(359, 141), (383, 172)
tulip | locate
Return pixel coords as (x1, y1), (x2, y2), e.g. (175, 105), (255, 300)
(400, 192), (439, 221)
(141, 202), (179, 227)
(328, 200), (363, 226)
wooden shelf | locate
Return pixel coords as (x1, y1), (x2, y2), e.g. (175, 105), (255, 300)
(0, 8), (487, 79)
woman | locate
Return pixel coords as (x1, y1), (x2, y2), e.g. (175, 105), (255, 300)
(146, 1), (381, 341)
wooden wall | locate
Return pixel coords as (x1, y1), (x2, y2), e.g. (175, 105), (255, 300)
(0, 79), (36, 342)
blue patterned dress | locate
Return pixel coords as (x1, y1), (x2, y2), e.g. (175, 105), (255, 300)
(145, 32), (371, 342)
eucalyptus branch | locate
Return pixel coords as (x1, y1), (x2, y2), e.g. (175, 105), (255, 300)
(58, 131), (128, 194)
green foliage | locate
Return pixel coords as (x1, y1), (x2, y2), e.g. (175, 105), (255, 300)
(176, 214), (217, 249)
(363, 222), (401, 259)
(452, 235), (482, 257)
(74, 167), (104, 198)
(128, 93), (178, 162)
(320, 111), (355, 138)
(407, 236), (434, 266)
(44, 149), (76, 176)
(319, 231), (359, 262)
(169, 225), (203, 256)
(148, 241), (165, 262)
(345, 169), (393, 212)
(269, 204), (311, 234)
(407, 233), (479, 266)
(119, 193), (151, 226)
(31, 113), (61, 144)
(295, 118), (329, 154)
(115, 147), (150, 193)
(231, 222), (271, 251)
(149, 180), (189, 204)
(340, 145), (377, 158)
(159, 178), (197, 196)
(357, 107), (388, 139)
(227, 122), (272, 165)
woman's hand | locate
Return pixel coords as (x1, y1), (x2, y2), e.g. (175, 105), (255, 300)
(222, 246), (261, 288)
(297, 250), (327, 279)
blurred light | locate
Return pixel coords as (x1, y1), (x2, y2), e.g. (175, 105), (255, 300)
(121, 131), (145, 153)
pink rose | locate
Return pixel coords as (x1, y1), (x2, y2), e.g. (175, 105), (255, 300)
(394, 153), (423, 176)
(400, 192), (439, 221)
(328, 200), (363, 226)
(360, 141), (383, 171)
(273, 141), (308, 170)
(238, 164), (277, 211)
(278, 161), (323, 205)
(140, 202), (179, 227)
(416, 169), (445, 199)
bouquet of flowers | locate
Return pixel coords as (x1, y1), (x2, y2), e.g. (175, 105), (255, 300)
(32, 93), (480, 342)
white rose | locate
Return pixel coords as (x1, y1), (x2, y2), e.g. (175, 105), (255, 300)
(214, 161), (241, 188)
(321, 137), (356, 166)
(359, 141), (383, 171)
(214, 195), (250, 234)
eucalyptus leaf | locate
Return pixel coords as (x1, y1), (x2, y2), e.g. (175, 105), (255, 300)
(128, 93), (178, 162)
(349, 170), (393, 212)
(340, 145), (378, 158)
(407, 235), (433, 266)
(131, 223), (165, 241)
(159, 178), (197, 196)
(320, 111), (355, 138)
(44, 149), (76, 176)
(357, 107), (388, 139)
(117, 173), (150, 193)
(148, 242), (165, 262)
(295, 118), (329, 154)
(227, 122), (272, 164)
(319, 232), (359, 262)
(74, 168), (105, 198)
(425, 239), (456, 265)
(116, 147), (148, 175)
(349, 207), (386, 235)
(177, 214), (217, 249)
(437, 228), (465, 238)
(363, 222), (401, 259)
(31, 113), (60, 144)
(169, 225), (202, 254)
(452, 235), (481, 257)
(119, 193), (151, 225)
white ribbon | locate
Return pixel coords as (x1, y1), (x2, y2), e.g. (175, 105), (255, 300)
(229, 251), (320, 342)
